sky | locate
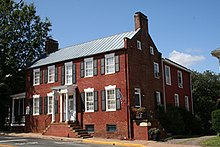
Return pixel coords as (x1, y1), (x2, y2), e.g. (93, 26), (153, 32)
(21, 0), (220, 73)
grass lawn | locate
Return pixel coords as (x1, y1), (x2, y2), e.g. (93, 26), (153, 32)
(200, 136), (220, 147)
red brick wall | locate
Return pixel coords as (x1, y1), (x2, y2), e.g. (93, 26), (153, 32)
(126, 27), (163, 119)
(163, 61), (192, 112)
(26, 50), (129, 139)
(133, 121), (148, 140)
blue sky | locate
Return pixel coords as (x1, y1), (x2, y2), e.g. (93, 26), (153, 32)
(22, 0), (220, 73)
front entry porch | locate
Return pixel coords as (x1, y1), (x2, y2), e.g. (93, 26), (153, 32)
(50, 85), (77, 123)
(10, 92), (25, 132)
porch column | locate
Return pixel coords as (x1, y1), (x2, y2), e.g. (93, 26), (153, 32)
(11, 98), (15, 124)
(73, 88), (76, 122)
(60, 94), (63, 122)
(52, 94), (55, 123)
(65, 93), (69, 122)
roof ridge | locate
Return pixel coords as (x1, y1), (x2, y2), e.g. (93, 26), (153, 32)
(59, 30), (136, 50)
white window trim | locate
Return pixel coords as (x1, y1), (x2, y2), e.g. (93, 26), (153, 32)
(105, 53), (115, 75)
(105, 85), (116, 111)
(174, 94), (179, 107)
(156, 91), (161, 105)
(150, 46), (154, 55)
(84, 88), (94, 112)
(137, 40), (142, 50)
(48, 65), (55, 83)
(84, 57), (93, 77)
(135, 88), (141, 108)
(165, 65), (171, 85)
(47, 92), (54, 114)
(185, 96), (189, 111)
(33, 94), (40, 115)
(65, 62), (72, 85)
(154, 62), (160, 78)
(33, 68), (40, 86)
(178, 70), (183, 88)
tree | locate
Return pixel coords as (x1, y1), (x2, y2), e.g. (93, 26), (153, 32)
(192, 70), (220, 134)
(0, 0), (51, 130)
(211, 109), (220, 136)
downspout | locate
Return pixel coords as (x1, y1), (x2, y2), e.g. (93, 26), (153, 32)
(124, 37), (131, 139)
(161, 59), (167, 112)
(190, 72), (194, 114)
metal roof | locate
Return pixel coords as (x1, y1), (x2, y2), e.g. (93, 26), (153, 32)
(30, 29), (139, 68)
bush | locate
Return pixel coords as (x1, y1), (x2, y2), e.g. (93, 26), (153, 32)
(178, 107), (202, 135)
(211, 109), (220, 135)
(157, 105), (185, 135)
(157, 105), (202, 135)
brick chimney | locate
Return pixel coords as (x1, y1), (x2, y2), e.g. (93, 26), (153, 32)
(45, 38), (59, 54)
(134, 12), (148, 34)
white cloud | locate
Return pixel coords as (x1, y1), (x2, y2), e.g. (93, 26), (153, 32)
(169, 50), (205, 67)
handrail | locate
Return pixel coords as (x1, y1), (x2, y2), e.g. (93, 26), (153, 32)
(45, 115), (51, 128)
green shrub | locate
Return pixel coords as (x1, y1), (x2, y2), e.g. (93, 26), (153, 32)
(157, 105), (185, 135)
(211, 109), (220, 135)
(157, 105), (202, 135)
(178, 107), (202, 135)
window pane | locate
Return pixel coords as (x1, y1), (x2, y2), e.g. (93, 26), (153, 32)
(107, 89), (116, 110)
(48, 67), (55, 82)
(65, 65), (72, 84)
(86, 92), (94, 111)
(85, 60), (93, 77)
(106, 56), (114, 73)
(135, 94), (140, 107)
(34, 98), (39, 114)
(48, 96), (53, 114)
(107, 125), (117, 132)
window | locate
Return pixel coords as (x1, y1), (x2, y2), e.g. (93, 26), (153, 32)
(134, 88), (141, 107)
(154, 62), (160, 78)
(174, 94), (179, 107)
(85, 125), (94, 133)
(48, 65), (55, 83)
(165, 65), (171, 85)
(137, 40), (142, 50)
(178, 70), (183, 88)
(105, 53), (115, 74)
(106, 124), (117, 132)
(105, 85), (116, 111)
(84, 88), (94, 112)
(185, 96), (189, 111)
(155, 91), (161, 105)
(33, 68), (40, 86)
(65, 62), (72, 85)
(150, 46), (154, 55)
(84, 58), (93, 77)
(33, 95), (40, 115)
(48, 96), (53, 114)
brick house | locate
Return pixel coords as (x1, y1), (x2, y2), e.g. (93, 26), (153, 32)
(10, 12), (193, 140)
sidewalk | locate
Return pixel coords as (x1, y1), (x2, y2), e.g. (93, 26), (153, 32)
(0, 132), (204, 147)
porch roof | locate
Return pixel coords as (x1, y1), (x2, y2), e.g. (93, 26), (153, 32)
(10, 92), (25, 99)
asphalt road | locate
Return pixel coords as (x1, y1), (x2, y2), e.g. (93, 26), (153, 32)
(0, 135), (121, 147)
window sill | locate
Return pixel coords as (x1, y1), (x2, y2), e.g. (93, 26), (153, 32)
(106, 109), (116, 112)
(33, 113), (39, 116)
(105, 72), (115, 75)
(84, 75), (93, 78)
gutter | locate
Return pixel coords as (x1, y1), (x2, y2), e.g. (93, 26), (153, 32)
(124, 37), (131, 139)
(161, 60), (167, 112)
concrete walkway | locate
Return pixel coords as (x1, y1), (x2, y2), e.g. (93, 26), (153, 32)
(0, 132), (211, 147)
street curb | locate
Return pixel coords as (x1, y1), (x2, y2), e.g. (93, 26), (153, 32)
(83, 139), (146, 147)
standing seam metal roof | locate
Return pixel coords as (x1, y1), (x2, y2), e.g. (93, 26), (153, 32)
(30, 29), (139, 68)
